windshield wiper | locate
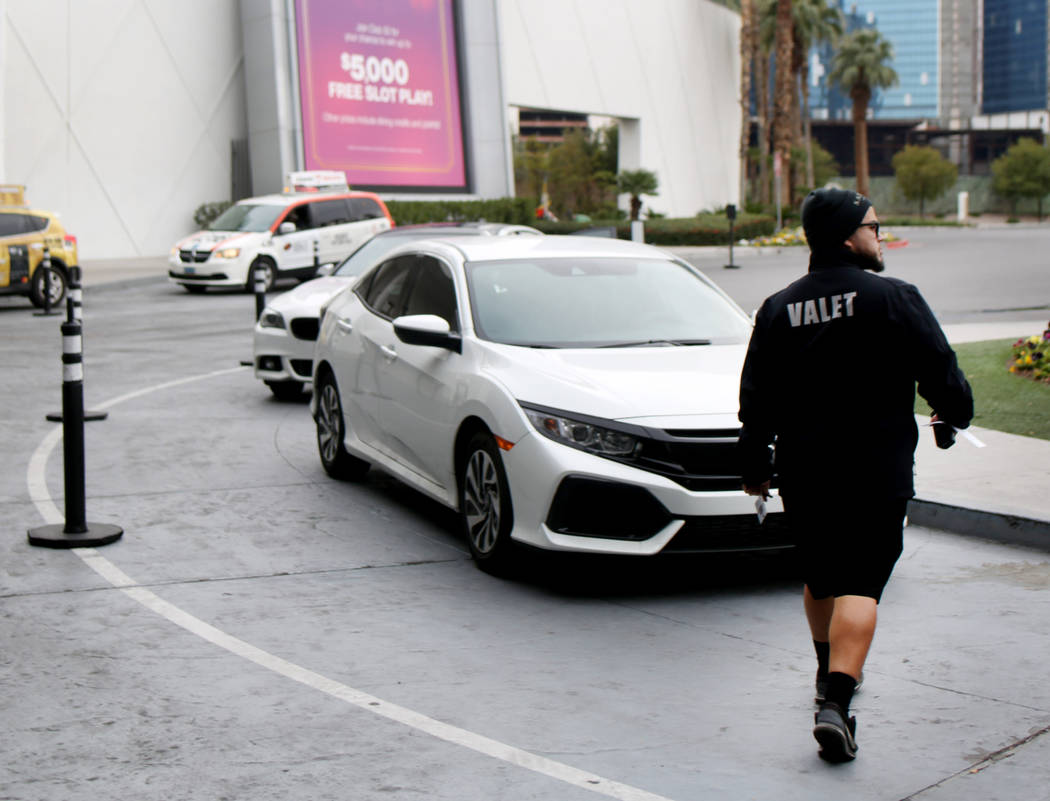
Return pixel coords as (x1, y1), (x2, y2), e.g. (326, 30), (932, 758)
(598, 339), (712, 348)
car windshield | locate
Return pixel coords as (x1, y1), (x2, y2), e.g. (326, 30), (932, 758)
(209, 203), (284, 232)
(465, 257), (752, 348)
(333, 229), (476, 277)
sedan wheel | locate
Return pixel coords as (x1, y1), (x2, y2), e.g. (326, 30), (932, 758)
(315, 372), (369, 480)
(461, 432), (516, 573)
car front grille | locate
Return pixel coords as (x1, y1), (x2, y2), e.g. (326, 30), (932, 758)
(662, 512), (793, 553)
(290, 317), (320, 341)
(627, 427), (775, 492)
(179, 249), (211, 263)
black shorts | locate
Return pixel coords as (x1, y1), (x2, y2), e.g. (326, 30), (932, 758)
(783, 494), (908, 603)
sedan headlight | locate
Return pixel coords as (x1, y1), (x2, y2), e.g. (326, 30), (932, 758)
(522, 405), (640, 458)
(213, 247), (240, 260)
(258, 308), (286, 330)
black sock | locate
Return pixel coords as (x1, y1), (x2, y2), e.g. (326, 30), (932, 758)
(813, 640), (830, 677)
(824, 672), (856, 713)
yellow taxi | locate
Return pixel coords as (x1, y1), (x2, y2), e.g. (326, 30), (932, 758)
(0, 184), (78, 308)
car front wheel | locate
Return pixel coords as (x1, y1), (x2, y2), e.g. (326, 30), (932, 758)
(460, 432), (516, 573)
(30, 265), (67, 308)
(247, 258), (276, 292)
(315, 371), (369, 480)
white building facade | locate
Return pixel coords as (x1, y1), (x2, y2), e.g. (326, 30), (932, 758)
(1, 0), (741, 259)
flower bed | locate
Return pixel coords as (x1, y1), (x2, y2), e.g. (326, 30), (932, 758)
(1009, 324), (1050, 383)
(738, 227), (902, 248)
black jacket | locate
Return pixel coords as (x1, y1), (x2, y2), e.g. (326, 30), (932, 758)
(737, 252), (973, 499)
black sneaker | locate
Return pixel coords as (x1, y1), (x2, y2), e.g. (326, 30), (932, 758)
(813, 702), (858, 762)
(814, 671), (863, 704)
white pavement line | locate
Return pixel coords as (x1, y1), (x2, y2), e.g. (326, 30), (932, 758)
(26, 368), (677, 801)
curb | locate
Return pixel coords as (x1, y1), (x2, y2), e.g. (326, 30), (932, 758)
(908, 498), (1050, 553)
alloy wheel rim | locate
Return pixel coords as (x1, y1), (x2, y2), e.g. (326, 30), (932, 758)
(317, 383), (340, 463)
(464, 449), (500, 554)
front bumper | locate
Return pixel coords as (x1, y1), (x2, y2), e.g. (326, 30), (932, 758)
(502, 431), (788, 556)
(168, 253), (248, 287)
(253, 319), (319, 384)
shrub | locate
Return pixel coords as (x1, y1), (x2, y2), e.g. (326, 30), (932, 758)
(1009, 325), (1050, 383)
(385, 198), (535, 226)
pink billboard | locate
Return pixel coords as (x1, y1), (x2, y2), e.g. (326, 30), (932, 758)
(294, 0), (467, 190)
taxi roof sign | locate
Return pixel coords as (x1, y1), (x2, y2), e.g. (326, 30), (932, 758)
(0, 184), (27, 206)
(284, 171), (350, 194)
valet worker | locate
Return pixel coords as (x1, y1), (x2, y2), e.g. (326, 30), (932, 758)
(737, 188), (973, 763)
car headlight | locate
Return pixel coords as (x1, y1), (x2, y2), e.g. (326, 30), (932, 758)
(258, 308), (286, 330)
(522, 405), (640, 458)
(170, 246), (180, 256)
(213, 247), (240, 260)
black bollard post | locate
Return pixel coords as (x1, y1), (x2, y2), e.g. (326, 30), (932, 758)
(254, 263), (266, 321)
(33, 247), (61, 316)
(46, 265), (107, 422)
(28, 318), (123, 548)
(724, 204), (739, 269)
(312, 239), (320, 274)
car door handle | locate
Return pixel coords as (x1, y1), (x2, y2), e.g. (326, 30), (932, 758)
(336, 318), (353, 333)
(379, 344), (398, 361)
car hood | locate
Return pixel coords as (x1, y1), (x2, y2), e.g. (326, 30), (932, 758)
(482, 343), (748, 427)
(175, 230), (253, 250)
(266, 275), (356, 317)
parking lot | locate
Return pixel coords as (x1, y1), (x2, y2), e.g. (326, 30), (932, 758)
(3, 229), (1050, 800)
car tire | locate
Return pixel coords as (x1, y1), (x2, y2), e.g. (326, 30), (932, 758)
(315, 371), (369, 481)
(246, 258), (276, 293)
(460, 432), (517, 574)
(29, 265), (67, 308)
(182, 284), (207, 294)
(265, 379), (305, 401)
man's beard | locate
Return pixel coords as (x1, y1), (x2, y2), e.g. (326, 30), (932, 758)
(856, 249), (884, 273)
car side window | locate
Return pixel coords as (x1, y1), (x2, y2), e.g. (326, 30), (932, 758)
(361, 256), (415, 319)
(24, 214), (49, 233)
(0, 214), (24, 237)
(311, 198), (351, 228)
(348, 197), (384, 221)
(281, 203), (311, 232)
(402, 256), (459, 332)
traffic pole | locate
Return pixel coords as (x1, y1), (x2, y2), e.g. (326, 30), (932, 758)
(28, 316), (123, 548)
(254, 263), (266, 320)
(33, 247), (61, 317)
(46, 265), (107, 422)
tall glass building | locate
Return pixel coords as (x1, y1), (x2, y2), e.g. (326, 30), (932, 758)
(983, 0), (1048, 114)
(810, 0), (940, 121)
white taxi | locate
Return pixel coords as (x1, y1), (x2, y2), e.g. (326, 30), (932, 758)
(168, 171), (393, 293)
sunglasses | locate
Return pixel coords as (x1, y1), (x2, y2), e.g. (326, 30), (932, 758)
(858, 221), (880, 236)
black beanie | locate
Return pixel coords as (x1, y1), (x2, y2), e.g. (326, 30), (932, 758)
(802, 188), (872, 253)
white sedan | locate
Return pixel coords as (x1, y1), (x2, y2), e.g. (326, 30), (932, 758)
(312, 235), (789, 573)
(253, 222), (541, 399)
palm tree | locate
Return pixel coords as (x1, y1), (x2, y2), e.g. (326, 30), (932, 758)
(616, 169), (659, 221)
(772, 0), (794, 207)
(828, 28), (898, 197)
(739, 0), (758, 206)
(758, 0), (843, 190)
(791, 0), (843, 188)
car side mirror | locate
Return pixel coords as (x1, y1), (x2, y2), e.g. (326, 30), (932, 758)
(393, 314), (462, 353)
(278, 221), (296, 235)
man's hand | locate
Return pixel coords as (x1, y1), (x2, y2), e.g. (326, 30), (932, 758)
(743, 480), (771, 499)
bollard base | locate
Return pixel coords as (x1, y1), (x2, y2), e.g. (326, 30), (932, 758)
(724, 264), (740, 269)
(28, 522), (123, 549)
(46, 410), (108, 422)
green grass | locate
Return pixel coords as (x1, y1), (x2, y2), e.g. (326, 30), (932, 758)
(915, 339), (1050, 440)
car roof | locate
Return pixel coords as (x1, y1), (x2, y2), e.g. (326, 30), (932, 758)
(237, 190), (379, 207)
(374, 222), (541, 237)
(414, 234), (670, 262)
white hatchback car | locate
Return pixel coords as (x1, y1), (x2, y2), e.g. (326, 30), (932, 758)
(312, 235), (789, 573)
(253, 222), (541, 399)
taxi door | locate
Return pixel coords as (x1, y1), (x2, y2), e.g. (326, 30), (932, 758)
(271, 202), (318, 274)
